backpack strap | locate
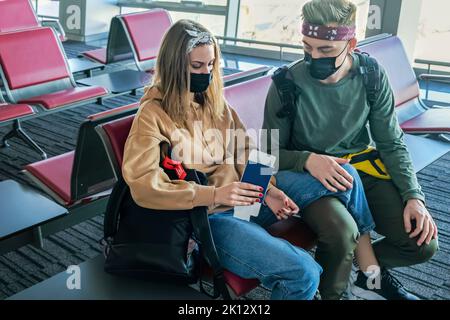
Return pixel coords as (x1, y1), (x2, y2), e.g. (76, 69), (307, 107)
(272, 62), (302, 120)
(103, 175), (129, 242)
(187, 170), (232, 300)
(356, 51), (382, 107)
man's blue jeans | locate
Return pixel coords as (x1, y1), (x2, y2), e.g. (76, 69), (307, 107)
(253, 163), (375, 234)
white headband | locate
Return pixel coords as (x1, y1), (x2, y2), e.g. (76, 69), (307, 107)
(186, 29), (214, 53)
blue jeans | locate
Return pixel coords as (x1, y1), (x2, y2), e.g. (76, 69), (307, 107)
(208, 210), (322, 300)
(253, 163), (375, 234)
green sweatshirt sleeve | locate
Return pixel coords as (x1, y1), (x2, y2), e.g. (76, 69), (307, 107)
(369, 67), (425, 203)
(262, 82), (312, 173)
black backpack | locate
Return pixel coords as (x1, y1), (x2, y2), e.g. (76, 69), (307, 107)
(102, 142), (231, 299)
(272, 51), (382, 121)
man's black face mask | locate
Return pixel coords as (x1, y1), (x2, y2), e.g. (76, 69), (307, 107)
(304, 42), (350, 80)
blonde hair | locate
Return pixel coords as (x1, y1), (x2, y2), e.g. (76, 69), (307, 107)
(302, 0), (357, 27)
(152, 19), (224, 125)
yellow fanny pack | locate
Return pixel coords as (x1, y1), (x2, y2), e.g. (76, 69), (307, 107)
(343, 147), (391, 180)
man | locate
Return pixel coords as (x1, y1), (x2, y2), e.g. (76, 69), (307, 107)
(263, 0), (438, 300)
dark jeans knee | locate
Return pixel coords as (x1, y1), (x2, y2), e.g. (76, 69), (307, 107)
(303, 197), (360, 257)
(411, 238), (439, 264)
(318, 212), (359, 256)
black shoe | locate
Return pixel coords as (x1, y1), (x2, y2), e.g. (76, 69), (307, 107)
(313, 290), (322, 300)
(352, 267), (421, 300)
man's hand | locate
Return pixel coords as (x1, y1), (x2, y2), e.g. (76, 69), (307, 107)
(304, 153), (354, 192)
(404, 199), (438, 246)
(265, 187), (299, 220)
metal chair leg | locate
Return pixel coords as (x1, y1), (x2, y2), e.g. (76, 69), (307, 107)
(1, 119), (47, 159)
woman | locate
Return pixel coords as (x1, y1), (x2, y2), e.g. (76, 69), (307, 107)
(122, 19), (372, 300)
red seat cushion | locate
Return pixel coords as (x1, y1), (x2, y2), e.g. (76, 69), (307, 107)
(0, 103), (34, 122)
(401, 108), (450, 133)
(0, 27), (70, 90)
(357, 36), (420, 107)
(224, 75), (273, 131)
(101, 116), (135, 167)
(25, 152), (75, 205)
(0, 0), (39, 33)
(83, 48), (107, 64)
(223, 272), (260, 297)
(121, 9), (172, 62)
(267, 217), (317, 249)
(18, 86), (108, 109)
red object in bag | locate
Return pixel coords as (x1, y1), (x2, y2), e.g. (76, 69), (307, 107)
(162, 156), (187, 180)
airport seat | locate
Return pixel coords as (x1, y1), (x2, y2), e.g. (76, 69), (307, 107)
(82, 48), (109, 65)
(0, 27), (108, 158)
(0, 0), (101, 77)
(0, 94), (45, 157)
(82, 9), (171, 71)
(120, 9), (172, 72)
(0, 0), (66, 41)
(0, 28), (108, 108)
(78, 10), (171, 96)
(0, 103), (140, 255)
(0, 102), (35, 122)
(357, 36), (450, 138)
(400, 109), (450, 134)
(18, 87), (108, 110)
(23, 103), (139, 207)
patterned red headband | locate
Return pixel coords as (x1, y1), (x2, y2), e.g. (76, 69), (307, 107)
(302, 22), (356, 41)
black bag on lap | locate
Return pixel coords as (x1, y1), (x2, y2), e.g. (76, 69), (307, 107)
(102, 142), (230, 299)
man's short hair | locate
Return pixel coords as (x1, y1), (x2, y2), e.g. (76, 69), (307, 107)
(302, 0), (357, 27)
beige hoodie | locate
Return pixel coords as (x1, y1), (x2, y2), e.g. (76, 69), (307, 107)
(122, 86), (275, 214)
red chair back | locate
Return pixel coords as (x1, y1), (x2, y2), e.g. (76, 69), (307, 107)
(121, 9), (172, 62)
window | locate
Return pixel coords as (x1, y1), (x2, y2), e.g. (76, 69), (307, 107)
(132, 0), (227, 4)
(118, 0), (227, 35)
(34, 0), (59, 18)
(414, 0), (450, 64)
(169, 11), (225, 36)
(237, 0), (370, 48)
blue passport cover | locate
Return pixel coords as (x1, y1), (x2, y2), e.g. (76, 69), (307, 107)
(241, 160), (273, 200)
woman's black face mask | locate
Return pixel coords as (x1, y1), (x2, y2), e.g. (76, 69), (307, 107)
(304, 42), (350, 80)
(190, 72), (213, 93)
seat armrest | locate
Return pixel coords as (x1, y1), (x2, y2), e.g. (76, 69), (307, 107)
(419, 74), (450, 83)
(41, 20), (66, 41)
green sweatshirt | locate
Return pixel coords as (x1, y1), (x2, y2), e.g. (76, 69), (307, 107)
(263, 53), (425, 203)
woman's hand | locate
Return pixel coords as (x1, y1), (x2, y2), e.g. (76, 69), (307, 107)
(214, 182), (263, 207)
(265, 187), (299, 220)
(304, 153), (354, 192)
